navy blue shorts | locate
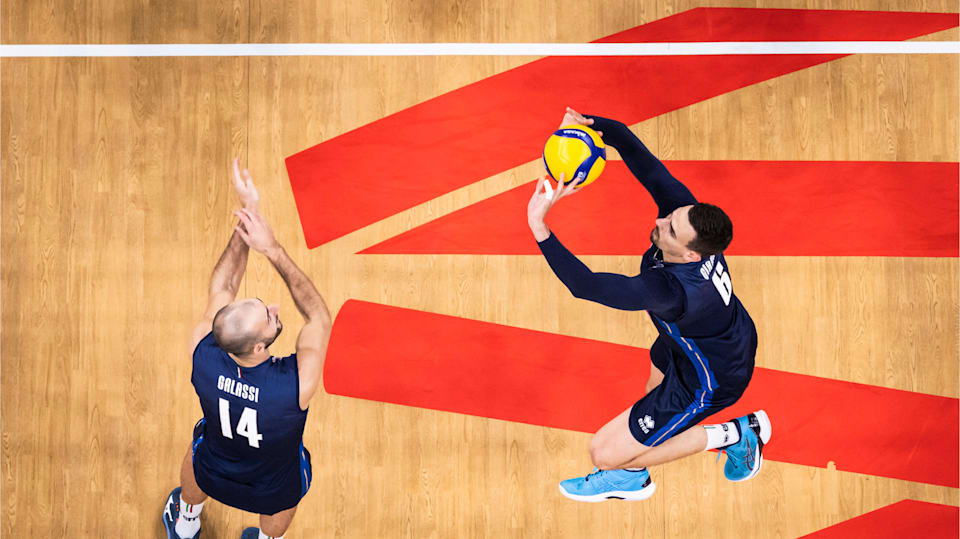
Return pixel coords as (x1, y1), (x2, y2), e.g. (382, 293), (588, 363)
(629, 342), (751, 446)
(191, 419), (312, 515)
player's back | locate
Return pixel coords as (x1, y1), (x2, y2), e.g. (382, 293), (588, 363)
(190, 333), (309, 505)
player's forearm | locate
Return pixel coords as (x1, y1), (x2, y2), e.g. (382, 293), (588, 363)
(586, 115), (696, 215)
(265, 246), (331, 324)
(537, 232), (677, 312)
(538, 233), (624, 306)
(537, 232), (597, 296)
(209, 230), (249, 297)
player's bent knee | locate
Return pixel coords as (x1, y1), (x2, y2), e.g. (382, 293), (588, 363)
(589, 441), (620, 470)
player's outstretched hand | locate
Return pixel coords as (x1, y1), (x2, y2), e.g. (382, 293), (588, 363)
(560, 106), (602, 137)
(527, 173), (584, 241)
(234, 208), (279, 255)
(232, 158), (260, 212)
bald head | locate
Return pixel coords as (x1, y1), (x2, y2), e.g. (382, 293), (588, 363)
(212, 299), (275, 356)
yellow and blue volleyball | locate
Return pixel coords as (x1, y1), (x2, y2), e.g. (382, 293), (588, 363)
(542, 125), (606, 189)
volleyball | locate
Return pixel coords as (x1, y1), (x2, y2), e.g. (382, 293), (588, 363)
(542, 125), (607, 189)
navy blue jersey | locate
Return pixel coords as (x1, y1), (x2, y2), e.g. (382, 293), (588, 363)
(190, 332), (310, 513)
(537, 115), (756, 393)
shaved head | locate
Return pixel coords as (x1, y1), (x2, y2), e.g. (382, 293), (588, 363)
(212, 299), (282, 356)
(212, 302), (261, 355)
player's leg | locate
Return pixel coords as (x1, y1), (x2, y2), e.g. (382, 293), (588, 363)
(180, 444), (207, 505)
(559, 373), (768, 501)
(239, 506), (298, 539)
(558, 404), (657, 502)
(241, 443), (311, 538)
(164, 420), (209, 539)
(261, 505), (298, 537)
(645, 337), (670, 395)
(162, 444), (207, 539)
(645, 364), (664, 394)
(586, 397), (718, 470)
(589, 405), (650, 468)
(612, 424), (707, 468)
(596, 410), (770, 472)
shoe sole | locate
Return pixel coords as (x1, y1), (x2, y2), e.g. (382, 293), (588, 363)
(728, 410), (772, 483)
(754, 409), (772, 445)
(558, 481), (657, 502)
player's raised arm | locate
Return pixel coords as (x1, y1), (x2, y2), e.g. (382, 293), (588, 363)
(527, 175), (684, 316)
(563, 107), (696, 217)
(234, 208), (332, 411)
(188, 159), (260, 353)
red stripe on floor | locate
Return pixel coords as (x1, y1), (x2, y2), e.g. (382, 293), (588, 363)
(325, 301), (649, 434)
(362, 161), (959, 257)
(325, 300), (960, 488)
(286, 9), (957, 248)
(708, 368), (959, 488)
(799, 500), (959, 538)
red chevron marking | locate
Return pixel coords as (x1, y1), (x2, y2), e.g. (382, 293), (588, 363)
(325, 300), (960, 488)
(285, 9), (958, 248)
(362, 161), (959, 257)
(799, 500), (959, 538)
(324, 300), (649, 434)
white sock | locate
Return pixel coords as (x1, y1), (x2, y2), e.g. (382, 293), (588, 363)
(703, 421), (740, 450)
(175, 498), (203, 538)
(259, 530), (285, 539)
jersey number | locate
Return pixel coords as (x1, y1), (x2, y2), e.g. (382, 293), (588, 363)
(218, 398), (263, 448)
(711, 262), (733, 306)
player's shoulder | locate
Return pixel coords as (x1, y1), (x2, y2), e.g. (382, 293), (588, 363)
(194, 331), (218, 354)
(267, 352), (299, 373)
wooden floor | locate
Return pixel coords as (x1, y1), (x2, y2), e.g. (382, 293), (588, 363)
(2, 1), (958, 537)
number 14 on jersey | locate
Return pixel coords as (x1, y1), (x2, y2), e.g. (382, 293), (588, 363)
(218, 398), (263, 448)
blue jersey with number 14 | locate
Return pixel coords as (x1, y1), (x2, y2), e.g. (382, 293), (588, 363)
(191, 332), (309, 509)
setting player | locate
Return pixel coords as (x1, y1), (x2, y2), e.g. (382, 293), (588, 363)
(527, 108), (772, 502)
(162, 159), (332, 537)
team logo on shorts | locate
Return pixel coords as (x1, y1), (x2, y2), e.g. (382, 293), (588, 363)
(639, 415), (655, 434)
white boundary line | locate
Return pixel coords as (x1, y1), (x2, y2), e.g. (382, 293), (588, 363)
(0, 41), (958, 57)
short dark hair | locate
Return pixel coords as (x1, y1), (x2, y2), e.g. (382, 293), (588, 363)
(686, 203), (733, 257)
(212, 304), (259, 356)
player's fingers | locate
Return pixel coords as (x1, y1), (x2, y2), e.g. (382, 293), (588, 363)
(235, 225), (251, 244)
(551, 173), (566, 202)
(235, 208), (255, 228)
(232, 158), (243, 185)
(562, 176), (584, 197)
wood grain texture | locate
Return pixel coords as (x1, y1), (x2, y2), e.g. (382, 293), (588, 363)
(3, 0), (956, 44)
(2, 1), (959, 537)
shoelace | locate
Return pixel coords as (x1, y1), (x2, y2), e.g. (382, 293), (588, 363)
(584, 468), (603, 482)
(719, 439), (755, 469)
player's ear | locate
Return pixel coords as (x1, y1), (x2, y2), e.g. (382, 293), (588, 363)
(684, 249), (702, 263)
(252, 341), (266, 355)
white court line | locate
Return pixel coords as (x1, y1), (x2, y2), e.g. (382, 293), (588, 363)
(0, 41), (958, 57)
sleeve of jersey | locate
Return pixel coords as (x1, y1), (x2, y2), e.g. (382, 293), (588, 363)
(585, 115), (697, 217)
(537, 232), (683, 315)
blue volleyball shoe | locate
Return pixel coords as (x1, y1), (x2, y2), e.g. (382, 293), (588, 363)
(719, 410), (772, 482)
(162, 487), (201, 538)
(558, 468), (656, 502)
(240, 528), (260, 539)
